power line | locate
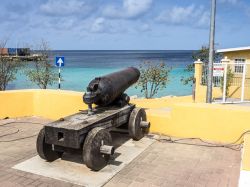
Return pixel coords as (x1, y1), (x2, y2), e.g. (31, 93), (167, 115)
(151, 130), (250, 152)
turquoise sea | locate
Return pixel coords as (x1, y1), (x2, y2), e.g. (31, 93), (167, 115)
(7, 50), (194, 97)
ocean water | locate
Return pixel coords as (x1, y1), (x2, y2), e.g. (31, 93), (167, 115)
(8, 50), (194, 97)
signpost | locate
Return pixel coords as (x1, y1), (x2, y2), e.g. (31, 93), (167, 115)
(55, 56), (65, 89)
(213, 64), (224, 77)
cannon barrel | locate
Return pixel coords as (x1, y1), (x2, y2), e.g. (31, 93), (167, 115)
(83, 67), (140, 107)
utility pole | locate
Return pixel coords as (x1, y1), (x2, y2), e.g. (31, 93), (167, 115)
(206, 0), (217, 103)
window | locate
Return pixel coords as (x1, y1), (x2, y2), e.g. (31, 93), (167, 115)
(234, 59), (245, 73)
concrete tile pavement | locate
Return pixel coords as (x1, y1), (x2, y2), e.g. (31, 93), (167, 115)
(0, 117), (80, 187)
(104, 138), (241, 187)
(0, 117), (241, 187)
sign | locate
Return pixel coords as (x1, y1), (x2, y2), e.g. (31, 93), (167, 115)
(55, 56), (65, 89)
(55, 56), (65, 67)
(213, 64), (224, 77)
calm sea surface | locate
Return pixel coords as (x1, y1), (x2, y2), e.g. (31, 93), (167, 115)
(8, 50), (194, 97)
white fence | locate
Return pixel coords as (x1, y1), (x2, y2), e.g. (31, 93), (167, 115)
(201, 64), (222, 87)
(201, 62), (250, 103)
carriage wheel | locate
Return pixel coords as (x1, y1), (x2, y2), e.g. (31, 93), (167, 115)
(36, 128), (61, 161)
(83, 127), (114, 171)
(128, 108), (150, 141)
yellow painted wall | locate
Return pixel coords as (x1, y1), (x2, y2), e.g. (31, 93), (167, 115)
(222, 50), (250, 100)
(131, 95), (192, 108)
(223, 50), (250, 62)
(0, 89), (87, 120)
(194, 61), (223, 102)
(195, 84), (250, 103)
(223, 50), (250, 79)
(148, 102), (250, 143)
(0, 90), (34, 118)
(1, 89), (250, 144)
(32, 90), (87, 120)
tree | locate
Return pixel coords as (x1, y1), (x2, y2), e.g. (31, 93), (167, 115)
(136, 61), (171, 98)
(181, 46), (222, 85)
(26, 40), (57, 89)
(220, 67), (234, 97)
(0, 39), (24, 91)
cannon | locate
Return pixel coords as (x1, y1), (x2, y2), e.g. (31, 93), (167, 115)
(36, 67), (150, 171)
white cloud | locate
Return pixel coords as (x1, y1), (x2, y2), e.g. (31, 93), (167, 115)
(89, 17), (125, 34)
(90, 17), (108, 33)
(40, 0), (93, 17)
(156, 5), (210, 28)
(219, 0), (239, 4)
(103, 0), (153, 19)
(139, 23), (151, 32)
(245, 7), (250, 17)
(197, 11), (210, 27)
(157, 5), (195, 24)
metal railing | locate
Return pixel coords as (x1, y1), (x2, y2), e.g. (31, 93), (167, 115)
(201, 63), (250, 87)
(201, 62), (250, 103)
(201, 64), (222, 87)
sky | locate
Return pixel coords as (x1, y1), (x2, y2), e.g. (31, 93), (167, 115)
(0, 0), (250, 50)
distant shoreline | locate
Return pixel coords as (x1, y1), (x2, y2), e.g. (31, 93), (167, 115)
(51, 49), (197, 52)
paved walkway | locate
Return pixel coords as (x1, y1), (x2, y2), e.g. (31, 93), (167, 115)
(0, 117), (241, 187)
(0, 117), (78, 187)
(105, 139), (241, 187)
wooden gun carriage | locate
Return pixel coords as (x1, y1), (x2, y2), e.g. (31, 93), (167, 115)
(36, 67), (150, 171)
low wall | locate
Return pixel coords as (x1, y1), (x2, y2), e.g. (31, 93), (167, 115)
(195, 84), (250, 103)
(0, 89), (86, 119)
(0, 90), (34, 118)
(195, 85), (221, 102)
(148, 102), (250, 143)
(32, 90), (87, 119)
(1, 89), (250, 144)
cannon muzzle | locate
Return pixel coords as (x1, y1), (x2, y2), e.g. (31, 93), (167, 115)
(83, 67), (140, 111)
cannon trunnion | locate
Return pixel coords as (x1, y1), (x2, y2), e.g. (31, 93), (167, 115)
(36, 67), (150, 171)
